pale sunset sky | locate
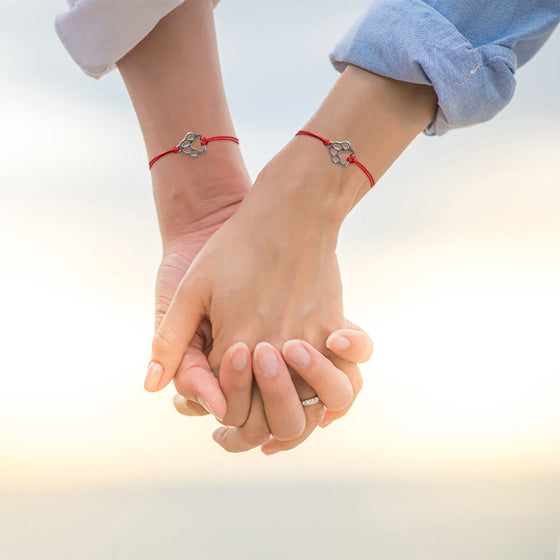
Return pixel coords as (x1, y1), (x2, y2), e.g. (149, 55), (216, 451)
(0, 0), (559, 490)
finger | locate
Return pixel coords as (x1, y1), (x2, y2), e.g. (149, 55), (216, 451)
(281, 339), (353, 412)
(320, 322), (370, 427)
(326, 327), (374, 364)
(172, 394), (209, 417)
(260, 399), (326, 455)
(252, 342), (306, 441)
(145, 276), (205, 392)
(320, 361), (363, 428)
(212, 386), (271, 453)
(219, 342), (253, 427)
(173, 342), (227, 422)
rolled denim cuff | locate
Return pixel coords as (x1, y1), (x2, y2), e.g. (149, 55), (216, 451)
(329, 0), (517, 135)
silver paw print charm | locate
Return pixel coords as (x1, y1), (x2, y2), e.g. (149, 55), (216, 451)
(177, 132), (207, 158)
(328, 141), (354, 167)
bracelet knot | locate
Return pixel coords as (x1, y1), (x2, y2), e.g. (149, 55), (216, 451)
(295, 130), (375, 188)
(149, 132), (239, 169)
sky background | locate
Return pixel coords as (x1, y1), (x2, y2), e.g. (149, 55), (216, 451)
(0, 1), (560, 558)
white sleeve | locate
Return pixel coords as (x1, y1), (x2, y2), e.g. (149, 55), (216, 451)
(55, 0), (221, 79)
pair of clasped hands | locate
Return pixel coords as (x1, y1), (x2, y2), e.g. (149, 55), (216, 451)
(143, 136), (374, 455)
(116, 0), (435, 455)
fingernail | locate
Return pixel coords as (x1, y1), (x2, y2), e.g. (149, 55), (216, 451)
(320, 419), (334, 428)
(197, 396), (224, 422)
(326, 334), (351, 352)
(213, 427), (228, 443)
(283, 340), (311, 368)
(231, 343), (248, 371)
(144, 361), (163, 392)
(255, 343), (279, 377)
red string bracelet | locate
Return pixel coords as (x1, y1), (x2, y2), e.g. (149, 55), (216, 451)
(295, 130), (375, 188)
(149, 132), (239, 169)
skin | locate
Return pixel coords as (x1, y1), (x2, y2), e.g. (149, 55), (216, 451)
(209, 327), (375, 455)
(149, 63), (438, 452)
(117, 0), (371, 451)
(117, 0), (250, 423)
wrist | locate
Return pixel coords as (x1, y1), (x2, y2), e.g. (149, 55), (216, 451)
(299, 65), (437, 206)
(253, 139), (364, 236)
(251, 67), (437, 236)
(155, 153), (250, 245)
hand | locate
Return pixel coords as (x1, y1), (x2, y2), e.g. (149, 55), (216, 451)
(148, 140), (370, 447)
(149, 173), (250, 422)
(117, 0), (253, 421)
(173, 325), (374, 453)
(148, 142), (352, 392)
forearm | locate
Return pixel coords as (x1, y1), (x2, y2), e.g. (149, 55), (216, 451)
(330, 0), (559, 135)
(258, 65), (437, 234)
(117, 0), (249, 243)
(305, 65), (437, 191)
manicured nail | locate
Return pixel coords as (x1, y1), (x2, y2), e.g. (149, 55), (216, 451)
(255, 343), (279, 377)
(231, 343), (248, 371)
(326, 334), (351, 352)
(197, 396), (224, 422)
(172, 394), (186, 409)
(283, 340), (311, 368)
(320, 418), (334, 428)
(144, 361), (163, 392)
(213, 427), (228, 444)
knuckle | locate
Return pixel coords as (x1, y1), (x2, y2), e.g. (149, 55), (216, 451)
(273, 423), (305, 442)
(257, 380), (292, 404)
(154, 294), (173, 322)
(241, 427), (270, 447)
(177, 400), (207, 417)
(222, 411), (248, 428)
(173, 373), (195, 398)
(158, 252), (189, 277)
(223, 373), (251, 393)
(307, 404), (326, 425)
(269, 383), (294, 403)
(298, 362), (321, 385)
(152, 334), (169, 356)
(152, 325), (179, 356)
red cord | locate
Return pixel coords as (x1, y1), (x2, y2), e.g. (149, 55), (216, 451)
(347, 154), (375, 187)
(149, 133), (239, 169)
(200, 135), (239, 146)
(148, 146), (180, 169)
(295, 130), (375, 188)
(296, 130), (332, 146)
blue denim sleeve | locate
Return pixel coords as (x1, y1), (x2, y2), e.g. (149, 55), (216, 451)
(330, 0), (560, 135)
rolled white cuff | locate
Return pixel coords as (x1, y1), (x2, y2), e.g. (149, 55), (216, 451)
(55, 0), (221, 79)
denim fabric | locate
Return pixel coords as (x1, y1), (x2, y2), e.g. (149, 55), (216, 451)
(330, 0), (560, 135)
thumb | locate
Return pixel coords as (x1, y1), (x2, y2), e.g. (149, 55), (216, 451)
(144, 276), (206, 392)
(326, 318), (374, 363)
